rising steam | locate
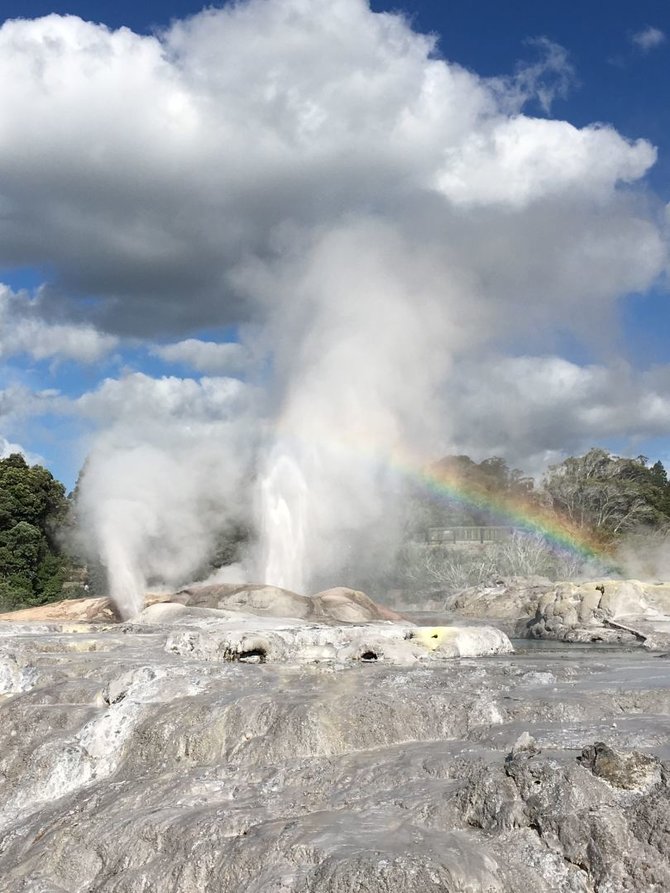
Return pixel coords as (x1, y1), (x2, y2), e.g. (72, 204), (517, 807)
(22, 0), (659, 615)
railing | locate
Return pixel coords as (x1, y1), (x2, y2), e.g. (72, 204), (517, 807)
(427, 526), (520, 544)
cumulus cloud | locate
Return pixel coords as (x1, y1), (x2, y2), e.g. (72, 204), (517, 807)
(492, 37), (575, 115)
(150, 339), (247, 375)
(0, 3), (662, 339)
(444, 356), (670, 474)
(0, 435), (44, 466)
(0, 435), (28, 459)
(74, 372), (251, 424)
(0, 384), (65, 465)
(632, 26), (666, 52)
(0, 284), (116, 363)
(0, 386), (53, 464)
(0, 383), (62, 423)
(436, 119), (655, 208)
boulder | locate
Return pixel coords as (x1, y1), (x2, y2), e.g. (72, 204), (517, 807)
(312, 586), (406, 623)
(177, 583), (317, 619)
(449, 577), (670, 647)
(578, 742), (661, 790)
(448, 577), (554, 622)
(176, 583), (406, 624)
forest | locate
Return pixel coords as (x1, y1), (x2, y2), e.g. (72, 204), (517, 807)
(2, 447), (670, 611)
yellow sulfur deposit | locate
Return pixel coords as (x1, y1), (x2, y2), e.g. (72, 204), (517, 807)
(408, 627), (457, 651)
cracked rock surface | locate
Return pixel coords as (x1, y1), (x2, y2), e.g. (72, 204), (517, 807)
(1, 609), (669, 891)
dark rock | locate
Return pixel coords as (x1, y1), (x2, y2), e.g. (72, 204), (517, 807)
(578, 742), (661, 790)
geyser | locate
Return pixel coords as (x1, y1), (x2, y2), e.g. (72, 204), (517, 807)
(260, 446), (309, 594)
(50, 0), (663, 616)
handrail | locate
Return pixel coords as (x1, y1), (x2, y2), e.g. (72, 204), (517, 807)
(427, 526), (520, 544)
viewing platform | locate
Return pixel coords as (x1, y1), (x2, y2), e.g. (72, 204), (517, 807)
(427, 526), (520, 544)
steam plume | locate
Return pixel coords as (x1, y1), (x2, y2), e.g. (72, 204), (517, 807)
(1, 1), (659, 612)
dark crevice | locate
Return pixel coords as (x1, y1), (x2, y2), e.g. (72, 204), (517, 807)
(238, 648), (267, 663)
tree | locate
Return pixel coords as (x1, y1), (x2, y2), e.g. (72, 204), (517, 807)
(543, 448), (669, 538)
(0, 453), (71, 611)
(404, 454), (540, 537)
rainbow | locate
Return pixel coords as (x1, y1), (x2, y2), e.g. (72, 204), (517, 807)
(408, 460), (613, 565)
(270, 426), (615, 566)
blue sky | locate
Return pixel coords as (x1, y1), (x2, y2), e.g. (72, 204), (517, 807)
(0, 0), (669, 488)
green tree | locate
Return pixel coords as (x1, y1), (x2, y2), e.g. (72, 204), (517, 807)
(404, 454), (539, 538)
(0, 453), (71, 611)
(543, 448), (669, 538)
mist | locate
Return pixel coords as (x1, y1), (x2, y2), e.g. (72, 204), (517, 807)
(72, 375), (257, 617)
(3, 0), (662, 615)
(615, 531), (670, 582)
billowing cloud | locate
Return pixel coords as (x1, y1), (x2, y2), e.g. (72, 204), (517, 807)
(69, 371), (258, 617)
(0, 284), (116, 363)
(74, 372), (251, 425)
(0, 2), (663, 342)
(632, 26), (666, 52)
(444, 356), (670, 473)
(436, 119), (655, 208)
(0, 383), (61, 423)
(492, 37), (575, 115)
(150, 339), (247, 375)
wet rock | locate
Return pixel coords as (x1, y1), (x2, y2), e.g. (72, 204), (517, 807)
(0, 593), (172, 624)
(458, 761), (527, 832)
(578, 741), (662, 790)
(164, 622), (513, 664)
(450, 577), (670, 648)
(629, 783), (670, 857)
(0, 651), (36, 695)
(0, 596), (124, 623)
(2, 613), (670, 891)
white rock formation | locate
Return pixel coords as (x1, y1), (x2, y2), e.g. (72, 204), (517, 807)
(0, 610), (669, 891)
(447, 578), (670, 648)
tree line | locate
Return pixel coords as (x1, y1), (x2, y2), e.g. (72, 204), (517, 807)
(408, 448), (670, 544)
(2, 447), (670, 610)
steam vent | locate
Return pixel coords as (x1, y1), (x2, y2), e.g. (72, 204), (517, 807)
(1, 580), (670, 890)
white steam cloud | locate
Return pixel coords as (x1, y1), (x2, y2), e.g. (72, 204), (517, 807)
(73, 374), (257, 617)
(1, 1), (667, 614)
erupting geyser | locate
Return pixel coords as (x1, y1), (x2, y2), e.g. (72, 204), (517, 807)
(260, 447), (309, 594)
(56, 0), (664, 618)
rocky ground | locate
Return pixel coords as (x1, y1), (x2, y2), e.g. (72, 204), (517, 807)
(1, 583), (670, 891)
(434, 577), (670, 650)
